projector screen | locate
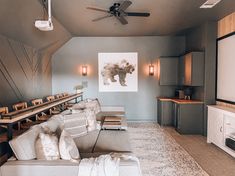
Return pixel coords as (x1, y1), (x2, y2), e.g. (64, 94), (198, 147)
(217, 33), (235, 104)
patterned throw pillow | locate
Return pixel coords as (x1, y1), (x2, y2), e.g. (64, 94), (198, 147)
(83, 108), (97, 132)
(85, 99), (101, 114)
(59, 130), (80, 162)
(62, 113), (88, 138)
(69, 108), (97, 132)
(72, 99), (101, 114)
(35, 128), (60, 160)
(72, 101), (86, 110)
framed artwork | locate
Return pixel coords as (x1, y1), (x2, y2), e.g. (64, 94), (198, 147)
(98, 52), (138, 92)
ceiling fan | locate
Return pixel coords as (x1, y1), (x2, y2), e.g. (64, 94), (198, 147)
(87, 1), (150, 25)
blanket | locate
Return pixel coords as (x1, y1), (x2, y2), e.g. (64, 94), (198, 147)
(78, 153), (142, 176)
(78, 155), (119, 176)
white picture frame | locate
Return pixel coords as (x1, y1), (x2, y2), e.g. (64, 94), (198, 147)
(98, 52), (138, 92)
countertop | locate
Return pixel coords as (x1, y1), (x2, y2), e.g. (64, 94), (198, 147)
(157, 97), (204, 104)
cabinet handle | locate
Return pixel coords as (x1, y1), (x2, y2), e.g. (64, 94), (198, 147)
(220, 127), (223, 132)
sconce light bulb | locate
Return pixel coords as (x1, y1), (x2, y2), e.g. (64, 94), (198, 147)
(149, 65), (154, 76)
(82, 66), (87, 76)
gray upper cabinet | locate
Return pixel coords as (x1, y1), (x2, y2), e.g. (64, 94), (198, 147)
(158, 57), (179, 85)
(181, 52), (204, 86)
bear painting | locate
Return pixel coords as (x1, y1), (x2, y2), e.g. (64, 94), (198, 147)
(98, 53), (138, 92)
(101, 59), (135, 86)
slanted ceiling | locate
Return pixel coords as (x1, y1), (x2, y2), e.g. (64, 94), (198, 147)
(0, 0), (71, 53)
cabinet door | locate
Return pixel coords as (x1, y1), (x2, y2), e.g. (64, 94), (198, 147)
(208, 108), (224, 147)
(161, 101), (173, 126)
(184, 54), (192, 86)
(159, 58), (179, 85)
(157, 100), (162, 125)
(178, 56), (185, 85)
(218, 12), (235, 38)
(173, 103), (179, 129)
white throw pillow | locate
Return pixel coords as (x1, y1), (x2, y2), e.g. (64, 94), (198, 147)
(9, 125), (42, 160)
(35, 129), (60, 160)
(59, 130), (80, 162)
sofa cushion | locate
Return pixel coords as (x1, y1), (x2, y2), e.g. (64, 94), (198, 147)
(9, 125), (42, 160)
(94, 130), (132, 153)
(0, 158), (141, 176)
(59, 130), (80, 161)
(73, 129), (100, 153)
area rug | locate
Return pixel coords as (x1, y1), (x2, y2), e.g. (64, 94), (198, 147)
(128, 123), (209, 176)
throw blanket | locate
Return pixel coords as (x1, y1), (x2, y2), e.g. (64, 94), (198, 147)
(78, 155), (119, 176)
(78, 153), (142, 176)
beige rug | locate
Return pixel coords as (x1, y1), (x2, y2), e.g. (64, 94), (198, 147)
(128, 123), (209, 176)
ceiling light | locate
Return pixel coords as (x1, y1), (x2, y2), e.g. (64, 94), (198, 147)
(200, 0), (221, 8)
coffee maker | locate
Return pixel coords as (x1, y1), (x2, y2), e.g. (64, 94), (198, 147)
(184, 87), (193, 100)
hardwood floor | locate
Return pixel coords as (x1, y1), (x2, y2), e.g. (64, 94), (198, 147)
(164, 127), (235, 176)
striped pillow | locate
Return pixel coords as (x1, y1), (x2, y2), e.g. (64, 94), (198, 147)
(62, 113), (87, 138)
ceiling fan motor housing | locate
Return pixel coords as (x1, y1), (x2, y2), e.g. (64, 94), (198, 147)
(110, 3), (122, 16)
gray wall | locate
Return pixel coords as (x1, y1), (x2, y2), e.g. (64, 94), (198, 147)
(185, 22), (217, 135)
(0, 34), (52, 108)
(52, 36), (185, 121)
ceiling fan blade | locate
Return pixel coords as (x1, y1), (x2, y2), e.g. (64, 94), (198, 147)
(87, 7), (109, 13)
(126, 12), (150, 17)
(92, 15), (113, 22)
(116, 16), (128, 25)
(119, 1), (132, 11)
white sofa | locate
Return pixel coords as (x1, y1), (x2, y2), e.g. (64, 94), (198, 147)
(0, 109), (141, 176)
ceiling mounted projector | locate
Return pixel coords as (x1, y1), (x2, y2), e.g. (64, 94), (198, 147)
(35, 0), (53, 31)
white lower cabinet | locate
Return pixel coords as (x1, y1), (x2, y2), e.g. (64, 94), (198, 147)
(207, 108), (224, 146)
(207, 105), (235, 158)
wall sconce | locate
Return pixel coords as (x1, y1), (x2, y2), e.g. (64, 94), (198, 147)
(149, 64), (154, 76)
(82, 65), (87, 76)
